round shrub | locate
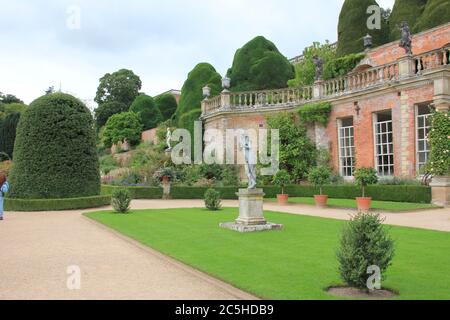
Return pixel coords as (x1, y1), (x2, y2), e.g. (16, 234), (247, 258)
(130, 95), (163, 130)
(354, 167), (378, 197)
(227, 36), (294, 91)
(308, 166), (331, 195)
(204, 188), (222, 211)
(337, 212), (395, 289)
(102, 112), (143, 148)
(272, 170), (291, 195)
(9, 93), (100, 199)
(155, 93), (178, 121)
(111, 188), (132, 213)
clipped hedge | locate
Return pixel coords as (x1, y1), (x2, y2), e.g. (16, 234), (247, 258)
(101, 184), (431, 203)
(5, 195), (111, 212)
(101, 185), (163, 199)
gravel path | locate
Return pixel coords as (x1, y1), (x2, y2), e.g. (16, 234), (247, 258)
(1, 199), (448, 300)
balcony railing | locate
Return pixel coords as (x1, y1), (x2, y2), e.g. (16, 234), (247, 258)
(202, 46), (450, 117)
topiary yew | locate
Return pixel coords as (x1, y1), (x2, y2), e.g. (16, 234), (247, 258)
(389, 0), (427, 40)
(9, 93), (100, 199)
(0, 112), (20, 158)
(155, 93), (178, 121)
(227, 36), (294, 91)
(130, 95), (163, 130)
(414, 0), (450, 33)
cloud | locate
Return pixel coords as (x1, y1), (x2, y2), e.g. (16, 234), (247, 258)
(0, 0), (394, 105)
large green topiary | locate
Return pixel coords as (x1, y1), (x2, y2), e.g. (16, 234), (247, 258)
(336, 0), (389, 56)
(0, 112), (20, 159)
(9, 93), (100, 199)
(414, 0), (450, 33)
(389, 0), (427, 40)
(227, 36), (294, 91)
(155, 93), (178, 121)
(175, 63), (221, 123)
(129, 95), (163, 130)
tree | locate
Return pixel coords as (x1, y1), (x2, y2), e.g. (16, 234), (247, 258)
(0, 112), (20, 158)
(175, 63), (222, 122)
(129, 95), (163, 130)
(8, 93), (100, 199)
(267, 113), (316, 182)
(94, 101), (128, 130)
(155, 93), (178, 121)
(0, 92), (23, 104)
(102, 112), (143, 148)
(389, 0), (427, 40)
(3, 103), (27, 115)
(227, 36), (294, 91)
(336, 0), (389, 56)
(94, 69), (142, 107)
(414, 0), (450, 33)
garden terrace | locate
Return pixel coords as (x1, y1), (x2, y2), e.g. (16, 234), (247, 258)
(202, 45), (450, 117)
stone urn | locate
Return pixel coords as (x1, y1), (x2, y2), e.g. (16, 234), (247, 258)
(429, 176), (450, 207)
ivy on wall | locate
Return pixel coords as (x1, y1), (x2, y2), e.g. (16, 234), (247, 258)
(297, 102), (332, 126)
(426, 110), (450, 176)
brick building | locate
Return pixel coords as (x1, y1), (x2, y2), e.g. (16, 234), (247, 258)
(201, 22), (450, 181)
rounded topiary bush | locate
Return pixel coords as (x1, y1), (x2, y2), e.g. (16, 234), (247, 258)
(9, 93), (100, 199)
(204, 188), (221, 211)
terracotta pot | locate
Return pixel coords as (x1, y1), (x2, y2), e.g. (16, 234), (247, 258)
(161, 176), (170, 184)
(277, 194), (289, 205)
(356, 197), (372, 211)
(314, 195), (329, 207)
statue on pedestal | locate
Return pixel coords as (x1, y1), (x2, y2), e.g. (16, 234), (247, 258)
(166, 128), (172, 152)
(313, 55), (324, 81)
(240, 135), (257, 189)
(399, 22), (413, 55)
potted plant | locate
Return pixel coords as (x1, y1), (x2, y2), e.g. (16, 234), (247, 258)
(354, 167), (378, 211)
(153, 167), (176, 184)
(308, 166), (331, 207)
(272, 170), (291, 205)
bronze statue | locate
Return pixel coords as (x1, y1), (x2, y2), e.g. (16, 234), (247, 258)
(399, 22), (413, 55)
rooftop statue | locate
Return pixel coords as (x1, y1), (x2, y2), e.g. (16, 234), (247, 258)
(312, 55), (324, 81)
(399, 22), (413, 55)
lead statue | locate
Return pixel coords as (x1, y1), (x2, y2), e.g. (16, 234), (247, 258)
(399, 22), (412, 55)
(240, 134), (257, 189)
(166, 128), (172, 151)
(312, 55), (324, 81)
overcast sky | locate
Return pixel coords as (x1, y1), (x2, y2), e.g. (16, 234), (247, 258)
(0, 0), (395, 106)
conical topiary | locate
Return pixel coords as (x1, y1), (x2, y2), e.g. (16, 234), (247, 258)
(414, 0), (450, 33)
(389, 0), (427, 40)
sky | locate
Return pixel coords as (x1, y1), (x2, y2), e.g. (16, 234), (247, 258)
(0, 0), (395, 107)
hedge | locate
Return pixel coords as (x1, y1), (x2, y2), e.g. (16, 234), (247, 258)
(5, 195), (111, 212)
(101, 184), (431, 203)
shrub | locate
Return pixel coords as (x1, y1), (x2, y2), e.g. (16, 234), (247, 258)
(337, 212), (395, 289)
(101, 185), (163, 199)
(0, 112), (20, 158)
(308, 167), (332, 195)
(153, 167), (176, 182)
(130, 95), (163, 130)
(111, 188), (132, 213)
(414, 0), (450, 33)
(94, 101), (128, 129)
(389, 0), (427, 40)
(336, 0), (389, 56)
(272, 170), (291, 194)
(155, 93), (178, 121)
(322, 53), (365, 80)
(221, 165), (240, 186)
(8, 93), (100, 199)
(228, 36), (294, 91)
(298, 102), (332, 126)
(5, 195), (110, 212)
(354, 167), (378, 197)
(204, 188), (222, 211)
(426, 110), (450, 176)
(102, 112), (143, 148)
(0, 152), (10, 162)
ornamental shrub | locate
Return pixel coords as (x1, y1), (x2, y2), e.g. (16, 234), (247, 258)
(102, 112), (143, 148)
(336, 0), (389, 56)
(227, 36), (294, 91)
(389, 0), (427, 40)
(204, 188), (222, 211)
(322, 53), (365, 80)
(0, 112), (20, 158)
(8, 93), (100, 199)
(298, 102), (332, 126)
(414, 0), (450, 33)
(272, 170), (291, 195)
(354, 167), (378, 197)
(130, 95), (163, 130)
(111, 188), (132, 213)
(308, 167), (332, 195)
(426, 110), (450, 176)
(94, 101), (128, 129)
(155, 93), (178, 121)
(337, 212), (395, 289)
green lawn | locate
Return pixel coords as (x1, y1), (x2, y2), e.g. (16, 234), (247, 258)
(86, 208), (450, 300)
(266, 197), (439, 212)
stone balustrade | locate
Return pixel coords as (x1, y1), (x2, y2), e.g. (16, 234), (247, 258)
(202, 46), (450, 117)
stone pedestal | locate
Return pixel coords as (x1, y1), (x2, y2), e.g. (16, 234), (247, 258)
(430, 176), (450, 207)
(162, 178), (171, 200)
(220, 188), (283, 233)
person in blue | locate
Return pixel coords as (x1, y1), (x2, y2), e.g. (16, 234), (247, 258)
(0, 173), (9, 221)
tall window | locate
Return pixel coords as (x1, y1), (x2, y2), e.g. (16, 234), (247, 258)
(374, 111), (394, 176)
(416, 104), (433, 172)
(338, 118), (355, 177)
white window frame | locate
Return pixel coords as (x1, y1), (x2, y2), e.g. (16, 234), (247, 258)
(373, 112), (394, 177)
(337, 118), (355, 177)
(415, 104), (433, 173)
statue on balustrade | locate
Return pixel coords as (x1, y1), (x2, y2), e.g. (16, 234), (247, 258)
(399, 22), (413, 55)
(312, 55), (324, 81)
